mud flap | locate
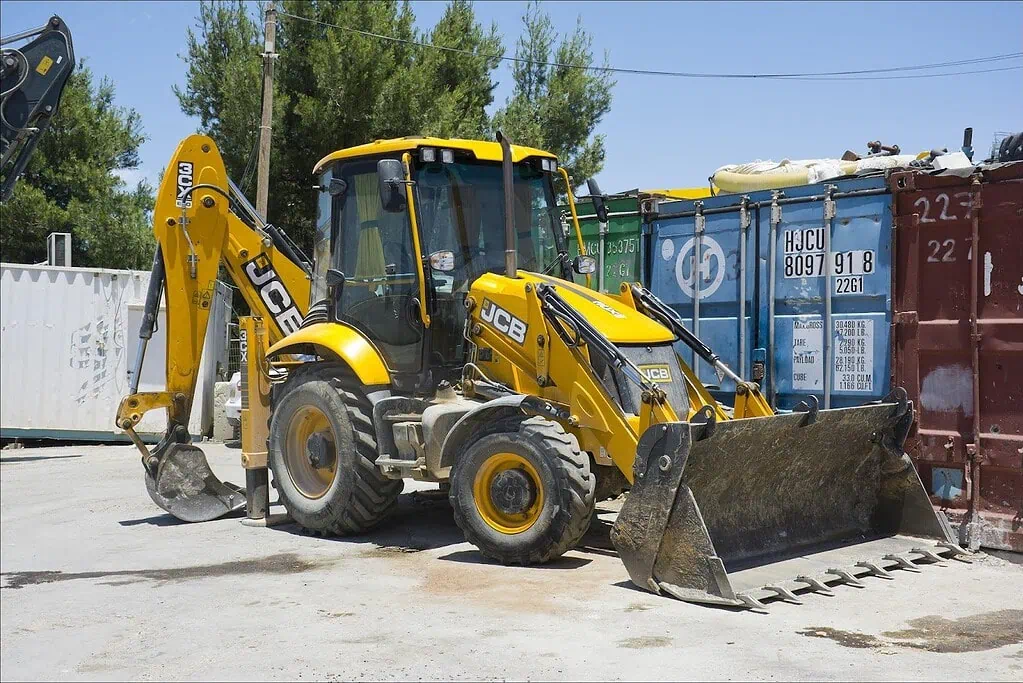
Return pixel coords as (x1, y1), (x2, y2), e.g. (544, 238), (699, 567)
(610, 398), (962, 609)
(145, 443), (245, 522)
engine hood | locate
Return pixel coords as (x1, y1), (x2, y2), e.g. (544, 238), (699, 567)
(471, 271), (676, 346)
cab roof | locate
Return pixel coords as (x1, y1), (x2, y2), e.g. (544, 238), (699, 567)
(313, 136), (556, 175)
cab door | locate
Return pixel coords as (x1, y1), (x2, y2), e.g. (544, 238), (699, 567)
(331, 158), (424, 374)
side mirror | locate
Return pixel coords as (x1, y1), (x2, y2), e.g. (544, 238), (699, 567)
(428, 250), (455, 272)
(328, 177), (348, 197)
(326, 268), (345, 287)
(573, 255), (597, 275)
(377, 159), (406, 212)
(586, 178), (608, 223)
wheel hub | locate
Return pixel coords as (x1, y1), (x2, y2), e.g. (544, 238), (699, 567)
(306, 432), (335, 469)
(284, 405), (337, 499)
(489, 468), (537, 516)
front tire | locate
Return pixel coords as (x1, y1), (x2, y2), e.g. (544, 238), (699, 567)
(449, 416), (595, 564)
(268, 363), (402, 535)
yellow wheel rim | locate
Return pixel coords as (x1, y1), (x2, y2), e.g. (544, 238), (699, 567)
(284, 405), (337, 499)
(472, 452), (544, 534)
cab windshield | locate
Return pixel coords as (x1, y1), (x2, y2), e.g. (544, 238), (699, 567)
(414, 159), (569, 289)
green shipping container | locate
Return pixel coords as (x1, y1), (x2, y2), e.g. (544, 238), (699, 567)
(563, 194), (645, 294)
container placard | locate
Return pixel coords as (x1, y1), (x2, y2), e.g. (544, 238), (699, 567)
(791, 318), (824, 391)
(834, 318), (874, 392)
(782, 228), (875, 290)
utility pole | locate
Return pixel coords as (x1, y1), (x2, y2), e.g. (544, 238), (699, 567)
(255, 1), (277, 219)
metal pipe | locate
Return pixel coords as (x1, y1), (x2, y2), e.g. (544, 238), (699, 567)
(497, 131), (517, 278)
(558, 167), (591, 289)
(130, 246), (165, 394)
(598, 218), (607, 292)
(738, 196), (750, 378)
(692, 202), (705, 370)
(968, 176), (984, 524)
(227, 176), (267, 227)
(575, 210), (640, 221)
(823, 185), (836, 409)
(653, 186), (888, 221)
(768, 192), (781, 408)
(0, 22), (50, 45)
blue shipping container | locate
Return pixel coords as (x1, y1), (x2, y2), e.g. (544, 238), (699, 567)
(647, 175), (892, 410)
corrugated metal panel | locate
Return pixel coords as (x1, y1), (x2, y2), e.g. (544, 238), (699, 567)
(762, 176), (893, 410)
(565, 195), (644, 293)
(891, 162), (1023, 553)
(0, 263), (229, 441)
(649, 194), (757, 398)
(646, 175), (891, 408)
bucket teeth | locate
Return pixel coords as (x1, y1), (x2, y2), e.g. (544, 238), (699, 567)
(738, 594), (769, 611)
(911, 547), (948, 564)
(826, 568), (866, 587)
(936, 541), (972, 563)
(795, 575), (834, 595)
(882, 553), (922, 573)
(764, 585), (803, 604)
(855, 561), (895, 580)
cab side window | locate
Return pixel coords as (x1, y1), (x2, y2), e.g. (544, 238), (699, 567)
(334, 159), (423, 373)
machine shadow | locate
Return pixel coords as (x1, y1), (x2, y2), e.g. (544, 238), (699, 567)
(263, 491), (625, 564)
(266, 489), (466, 552)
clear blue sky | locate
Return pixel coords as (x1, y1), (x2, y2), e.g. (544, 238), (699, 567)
(3, 0), (1020, 193)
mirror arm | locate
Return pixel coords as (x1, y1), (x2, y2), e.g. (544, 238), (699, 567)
(558, 166), (590, 289)
(401, 152), (431, 328)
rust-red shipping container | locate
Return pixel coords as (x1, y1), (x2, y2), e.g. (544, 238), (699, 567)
(891, 162), (1022, 553)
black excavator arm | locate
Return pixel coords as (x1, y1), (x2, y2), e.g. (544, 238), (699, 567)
(1, 15), (74, 203)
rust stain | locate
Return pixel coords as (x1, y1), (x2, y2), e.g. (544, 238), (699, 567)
(800, 609), (1023, 653)
(881, 609), (1023, 653)
(798, 627), (883, 649)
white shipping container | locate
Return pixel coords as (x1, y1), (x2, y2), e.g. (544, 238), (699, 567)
(0, 263), (229, 442)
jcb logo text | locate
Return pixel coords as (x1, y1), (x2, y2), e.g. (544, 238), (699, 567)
(639, 364), (672, 383)
(243, 255), (303, 335)
(480, 299), (527, 345)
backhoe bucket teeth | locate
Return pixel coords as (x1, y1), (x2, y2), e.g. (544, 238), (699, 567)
(145, 443), (245, 522)
(610, 401), (960, 609)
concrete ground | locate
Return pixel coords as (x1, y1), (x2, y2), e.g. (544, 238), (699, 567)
(2, 444), (1021, 682)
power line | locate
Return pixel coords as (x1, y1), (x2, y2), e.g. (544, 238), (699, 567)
(778, 65), (1023, 82)
(277, 10), (1021, 81)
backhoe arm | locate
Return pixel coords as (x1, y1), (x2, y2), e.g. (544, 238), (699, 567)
(1, 15), (74, 202)
(116, 135), (311, 464)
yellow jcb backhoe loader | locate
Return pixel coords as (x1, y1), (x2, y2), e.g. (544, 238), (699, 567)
(117, 133), (965, 610)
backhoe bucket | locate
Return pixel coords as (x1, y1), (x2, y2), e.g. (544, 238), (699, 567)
(145, 443), (245, 522)
(611, 398), (963, 609)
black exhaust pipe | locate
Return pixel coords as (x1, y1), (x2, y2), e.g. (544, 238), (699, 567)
(496, 130), (517, 278)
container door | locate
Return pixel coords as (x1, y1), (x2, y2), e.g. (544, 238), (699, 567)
(762, 179), (892, 410)
(566, 196), (643, 293)
(892, 165), (1023, 552)
(649, 201), (757, 401)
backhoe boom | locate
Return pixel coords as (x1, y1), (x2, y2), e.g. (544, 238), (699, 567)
(116, 135), (310, 520)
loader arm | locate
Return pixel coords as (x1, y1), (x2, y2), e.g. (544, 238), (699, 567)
(115, 135), (311, 521)
(621, 284), (774, 418)
(474, 276), (962, 610)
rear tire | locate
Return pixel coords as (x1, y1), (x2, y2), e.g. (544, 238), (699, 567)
(449, 416), (595, 564)
(269, 363), (402, 535)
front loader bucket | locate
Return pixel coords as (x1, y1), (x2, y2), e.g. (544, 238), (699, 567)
(145, 443), (245, 522)
(611, 398), (964, 609)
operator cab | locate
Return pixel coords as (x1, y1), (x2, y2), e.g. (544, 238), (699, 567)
(310, 137), (591, 391)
